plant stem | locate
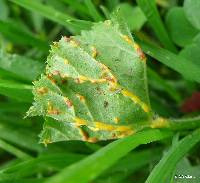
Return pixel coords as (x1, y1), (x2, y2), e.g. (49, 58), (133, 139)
(168, 116), (200, 131)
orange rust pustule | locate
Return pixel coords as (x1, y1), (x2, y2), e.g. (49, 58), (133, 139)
(63, 36), (71, 42)
(47, 102), (61, 115)
(87, 137), (98, 143)
(91, 46), (98, 58)
(134, 44), (146, 61)
(64, 97), (73, 108)
(47, 109), (60, 115)
(36, 87), (48, 95)
(47, 74), (57, 84)
(79, 128), (89, 141)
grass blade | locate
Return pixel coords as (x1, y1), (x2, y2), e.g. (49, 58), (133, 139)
(84, 0), (103, 21)
(139, 40), (200, 83)
(0, 19), (48, 51)
(147, 68), (182, 103)
(61, 0), (89, 16)
(0, 79), (32, 102)
(0, 121), (43, 152)
(0, 153), (85, 181)
(44, 129), (172, 183)
(0, 50), (44, 82)
(0, 139), (31, 159)
(9, 0), (93, 34)
(145, 128), (200, 183)
(97, 148), (162, 183)
(136, 0), (177, 52)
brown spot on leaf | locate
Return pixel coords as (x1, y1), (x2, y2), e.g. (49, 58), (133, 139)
(47, 102), (60, 115)
(104, 101), (109, 108)
(36, 87), (48, 95)
(64, 97), (73, 108)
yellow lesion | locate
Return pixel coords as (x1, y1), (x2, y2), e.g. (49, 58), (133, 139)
(151, 117), (169, 128)
(114, 117), (120, 124)
(100, 63), (118, 86)
(77, 75), (107, 84)
(42, 138), (52, 147)
(94, 121), (133, 132)
(36, 87), (48, 95)
(69, 39), (79, 47)
(121, 34), (146, 61)
(76, 94), (86, 103)
(47, 101), (60, 115)
(64, 59), (69, 65)
(91, 46), (98, 58)
(121, 89), (150, 113)
(74, 117), (88, 126)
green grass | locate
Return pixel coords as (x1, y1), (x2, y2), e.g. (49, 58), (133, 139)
(0, 0), (200, 183)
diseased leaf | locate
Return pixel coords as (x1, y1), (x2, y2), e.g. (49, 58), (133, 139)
(27, 17), (152, 143)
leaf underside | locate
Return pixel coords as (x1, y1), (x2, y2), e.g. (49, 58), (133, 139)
(27, 16), (151, 144)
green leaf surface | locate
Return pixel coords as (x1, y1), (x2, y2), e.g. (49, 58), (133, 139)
(174, 158), (200, 183)
(145, 128), (200, 183)
(184, 0), (200, 30)
(114, 3), (146, 31)
(0, 139), (31, 159)
(0, 153), (84, 181)
(0, 19), (48, 51)
(0, 79), (32, 102)
(0, 121), (43, 152)
(61, 0), (89, 16)
(180, 34), (200, 68)
(0, 50), (44, 82)
(97, 148), (162, 183)
(9, 0), (93, 34)
(147, 68), (181, 103)
(84, 0), (103, 22)
(44, 129), (172, 183)
(0, 0), (9, 20)
(28, 18), (152, 142)
(165, 7), (199, 47)
(139, 40), (200, 83)
(136, 0), (177, 52)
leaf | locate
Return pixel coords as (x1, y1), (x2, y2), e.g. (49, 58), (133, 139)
(145, 128), (200, 183)
(0, 121), (43, 152)
(9, 0), (93, 34)
(174, 158), (200, 183)
(44, 129), (172, 183)
(0, 79), (32, 102)
(180, 34), (200, 68)
(97, 148), (162, 183)
(84, 0), (104, 22)
(0, 50), (44, 82)
(114, 3), (146, 31)
(147, 68), (182, 103)
(138, 40), (200, 83)
(0, 0), (9, 20)
(0, 19), (48, 51)
(0, 139), (31, 159)
(136, 0), (177, 52)
(61, 0), (89, 16)
(165, 7), (199, 47)
(184, 0), (200, 30)
(28, 17), (152, 143)
(0, 153), (84, 181)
